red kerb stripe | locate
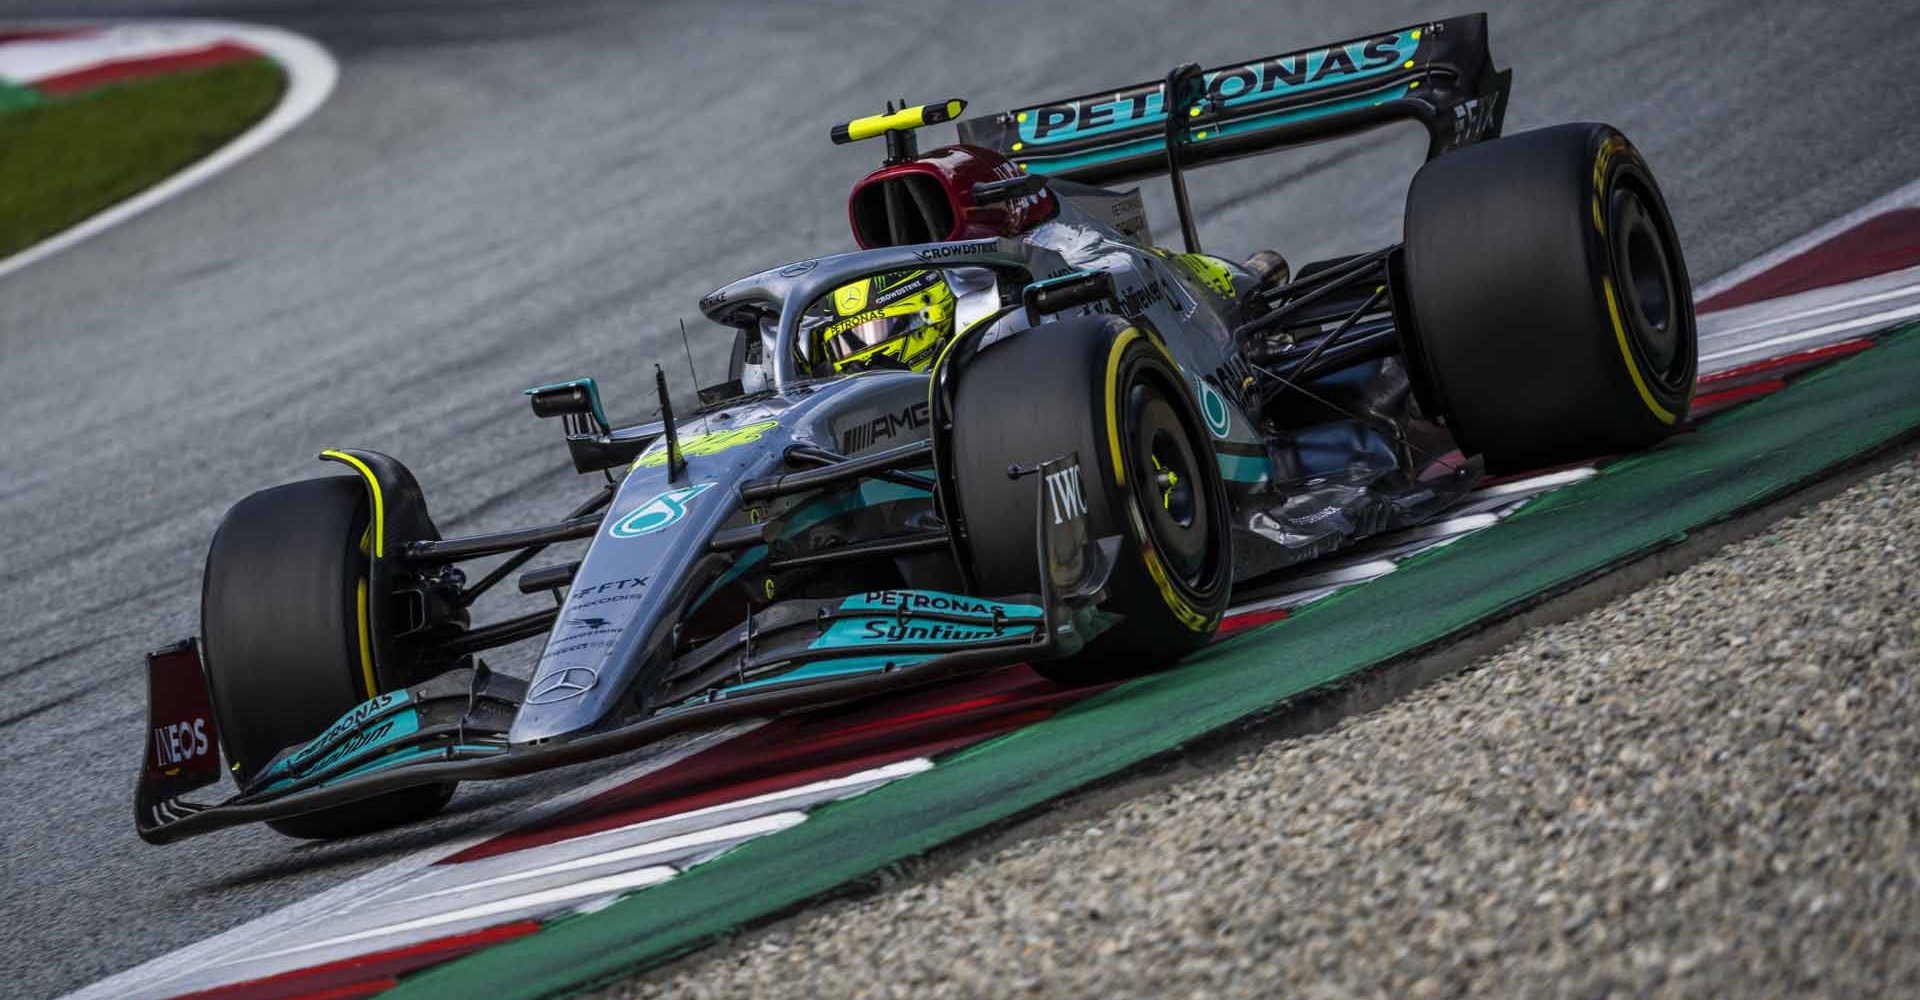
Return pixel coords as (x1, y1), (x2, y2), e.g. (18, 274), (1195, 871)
(1699, 209), (1920, 313)
(274, 982), (394, 1000)
(1696, 337), (1877, 389)
(1218, 609), (1289, 635)
(34, 41), (263, 94)
(0, 28), (99, 44)
(1689, 378), (1788, 418)
(162, 921), (540, 1000)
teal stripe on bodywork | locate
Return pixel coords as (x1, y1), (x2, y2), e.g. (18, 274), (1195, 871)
(720, 590), (1040, 694)
(256, 690), (414, 788)
(855, 479), (934, 506)
(1216, 451), (1270, 484)
(326, 743), (505, 785)
(1015, 35), (1418, 147)
(727, 654), (934, 692)
(1024, 84), (1413, 176)
(261, 710), (422, 793)
(1205, 84), (1412, 144)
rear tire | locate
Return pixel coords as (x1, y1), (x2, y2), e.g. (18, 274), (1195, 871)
(948, 318), (1231, 684)
(1401, 123), (1696, 473)
(202, 476), (454, 839)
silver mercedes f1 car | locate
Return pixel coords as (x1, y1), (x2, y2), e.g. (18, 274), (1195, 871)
(138, 13), (1695, 842)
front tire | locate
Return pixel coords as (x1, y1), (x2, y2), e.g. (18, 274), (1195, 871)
(1402, 123), (1697, 473)
(202, 476), (454, 839)
(947, 317), (1231, 684)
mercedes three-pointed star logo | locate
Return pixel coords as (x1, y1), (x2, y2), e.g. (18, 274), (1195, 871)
(525, 666), (599, 705)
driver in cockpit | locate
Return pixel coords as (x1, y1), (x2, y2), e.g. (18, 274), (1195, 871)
(800, 268), (958, 376)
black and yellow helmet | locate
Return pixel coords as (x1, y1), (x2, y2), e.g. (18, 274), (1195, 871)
(804, 269), (957, 374)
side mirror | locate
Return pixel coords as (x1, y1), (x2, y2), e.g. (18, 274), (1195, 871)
(524, 378), (610, 436)
(1022, 270), (1116, 323)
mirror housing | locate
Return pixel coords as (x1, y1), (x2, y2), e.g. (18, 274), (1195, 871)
(524, 378), (610, 435)
(1022, 270), (1115, 323)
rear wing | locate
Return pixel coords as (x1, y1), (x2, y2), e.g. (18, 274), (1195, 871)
(955, 13), (1510, 185)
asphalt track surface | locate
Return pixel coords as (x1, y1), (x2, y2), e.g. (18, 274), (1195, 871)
(1, 2), (1915, 997)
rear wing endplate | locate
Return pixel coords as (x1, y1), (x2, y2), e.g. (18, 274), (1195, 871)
(956, 13), (1510, 185)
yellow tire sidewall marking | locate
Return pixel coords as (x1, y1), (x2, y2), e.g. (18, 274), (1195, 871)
(1104, 328), (1142, 486)
(325, 454), (385, 694)
(321, 450), (385, 558)
(355, 576), (378, 698)
(1602, 276), (1678, 425)
(1592, 133), (1676, 427)
(1142, 544), (1213, 632)
(1104, 326), (1215, 633)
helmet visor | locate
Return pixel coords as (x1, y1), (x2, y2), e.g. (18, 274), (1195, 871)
(822, 311), (927, 362)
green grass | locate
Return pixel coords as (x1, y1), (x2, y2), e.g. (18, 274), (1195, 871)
(0, 58), (287, 259)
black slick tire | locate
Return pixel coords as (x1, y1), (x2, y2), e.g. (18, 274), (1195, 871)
(948, 316), (1231, 684)
(1401, 123), (1697, 473)
(202, 476), (453, 839)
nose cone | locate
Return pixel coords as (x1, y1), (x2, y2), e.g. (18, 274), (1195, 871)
(509, 658), (619, 745)
(508, 490), (698, 746)
(507, 408), (787, 745)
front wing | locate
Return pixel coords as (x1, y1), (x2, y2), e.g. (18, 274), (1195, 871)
(136, 457), (1115, 844)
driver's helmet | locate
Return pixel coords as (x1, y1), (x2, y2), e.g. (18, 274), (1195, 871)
(805, 269), (956, 374)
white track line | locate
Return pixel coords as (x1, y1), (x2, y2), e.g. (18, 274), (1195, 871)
(1698, 266), (1920, 370)
(0, 19), (337, 281)
(1705, 301), (1920, 367)
(1262, 558), (1400, 592)
(421, 755), (933, 879)
(239, 814), (811, 966)
(1227, 587), (1342, 617)
(1704, 273), (1920, 338)
(60, 720), (762, 1000)
(1476, 467), (1600, 498)
(362, 758), (933, 908)
(395, 813), (810, 906)
(90, 753), (932, 1000)
(251, 864), (685, 962)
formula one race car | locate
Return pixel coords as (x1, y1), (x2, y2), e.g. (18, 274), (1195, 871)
(138, 13), (1696, 842)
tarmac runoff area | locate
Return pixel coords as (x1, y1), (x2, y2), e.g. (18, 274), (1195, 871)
(601, 456), (1920, 1000)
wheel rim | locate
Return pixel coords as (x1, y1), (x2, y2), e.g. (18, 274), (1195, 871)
(1149, 432), (1196, 528)
(1610, 184), (1689, 389)
(1125, 380), (1210, 580)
